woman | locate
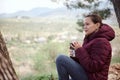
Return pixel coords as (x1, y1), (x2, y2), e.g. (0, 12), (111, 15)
(56, 14), (115, 80)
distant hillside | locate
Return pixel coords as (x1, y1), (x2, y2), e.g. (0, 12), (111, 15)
(0, 7), (82, 18)
(0, 7), (118, 26)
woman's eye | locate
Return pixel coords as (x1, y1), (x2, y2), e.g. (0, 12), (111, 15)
(86, 23), (89, 25)
(84, 23), (89, 26)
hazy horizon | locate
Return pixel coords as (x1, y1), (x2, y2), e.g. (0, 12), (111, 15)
(0, 0), (64, 14)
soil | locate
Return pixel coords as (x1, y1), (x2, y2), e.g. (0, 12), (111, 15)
(108, 63), (120, 80)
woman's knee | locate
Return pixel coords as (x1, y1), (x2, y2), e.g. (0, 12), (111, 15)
(56, 54), (68, 64)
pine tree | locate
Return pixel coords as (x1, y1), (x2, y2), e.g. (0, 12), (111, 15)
(52, 0), (120, 28)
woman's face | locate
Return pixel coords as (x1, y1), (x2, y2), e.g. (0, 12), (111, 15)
(83, 17), (100, 36)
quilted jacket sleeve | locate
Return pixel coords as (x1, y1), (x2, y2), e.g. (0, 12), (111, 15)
(75, 38), (111, 73)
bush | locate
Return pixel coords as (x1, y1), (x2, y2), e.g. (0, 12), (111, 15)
(21, 74), (57, 80)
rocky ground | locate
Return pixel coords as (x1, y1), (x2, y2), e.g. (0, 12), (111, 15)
(108, 63), (120, 80)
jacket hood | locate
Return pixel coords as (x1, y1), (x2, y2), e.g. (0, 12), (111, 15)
(85, 24), (115, 41)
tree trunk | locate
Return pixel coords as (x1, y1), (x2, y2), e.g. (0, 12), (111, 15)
(0, 32), (19, 80)
(111, 0), (120, 28)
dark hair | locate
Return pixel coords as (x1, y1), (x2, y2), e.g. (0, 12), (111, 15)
(85, 14), (102, 26)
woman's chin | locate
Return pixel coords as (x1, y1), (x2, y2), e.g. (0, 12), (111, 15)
(85, 33), (91, 36)
(85, 33), (89, 36)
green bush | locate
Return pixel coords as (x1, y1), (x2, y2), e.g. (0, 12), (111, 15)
(21, 74), (57, 80)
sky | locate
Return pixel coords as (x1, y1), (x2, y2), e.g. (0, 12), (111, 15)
(0, 0), (64, 14)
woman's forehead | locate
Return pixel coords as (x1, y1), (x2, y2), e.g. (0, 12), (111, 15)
(84, 17), (92, 23)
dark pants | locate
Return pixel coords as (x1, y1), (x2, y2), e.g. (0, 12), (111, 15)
(56, 55), (88, 80)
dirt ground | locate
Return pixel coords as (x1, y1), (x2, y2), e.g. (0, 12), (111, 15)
(108, 63), (120, 80)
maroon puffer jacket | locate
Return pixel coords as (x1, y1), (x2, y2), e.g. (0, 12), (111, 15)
(74, 24), (115, 80)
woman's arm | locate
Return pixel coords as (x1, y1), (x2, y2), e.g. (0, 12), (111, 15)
(75, 38), (111, 73)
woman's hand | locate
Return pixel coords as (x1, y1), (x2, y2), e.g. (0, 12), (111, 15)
(71, 41), (82, 50)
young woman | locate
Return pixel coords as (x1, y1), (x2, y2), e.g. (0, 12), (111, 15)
(56, 14), (115, 80)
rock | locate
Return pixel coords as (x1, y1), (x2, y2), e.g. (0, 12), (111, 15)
(108, 63), (120, 80)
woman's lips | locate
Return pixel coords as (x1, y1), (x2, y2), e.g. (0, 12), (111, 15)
(84, 29), (88, 32)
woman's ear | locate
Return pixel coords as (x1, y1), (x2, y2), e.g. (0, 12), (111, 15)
(96, 23), (100, 28)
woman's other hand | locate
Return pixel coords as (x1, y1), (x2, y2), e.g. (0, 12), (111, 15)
(72, 41), (81, 50)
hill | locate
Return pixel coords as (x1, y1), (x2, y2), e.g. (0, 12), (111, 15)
(0, 7), (83, 18)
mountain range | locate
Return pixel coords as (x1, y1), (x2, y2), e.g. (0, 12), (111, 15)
(0, 7), (117, 26)
(0, 7), (84, 18)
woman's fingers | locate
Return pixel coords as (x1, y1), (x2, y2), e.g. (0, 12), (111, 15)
(72, 41), (81, 50)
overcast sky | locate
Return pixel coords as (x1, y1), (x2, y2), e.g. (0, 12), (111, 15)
(0, 0), (64, 14)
